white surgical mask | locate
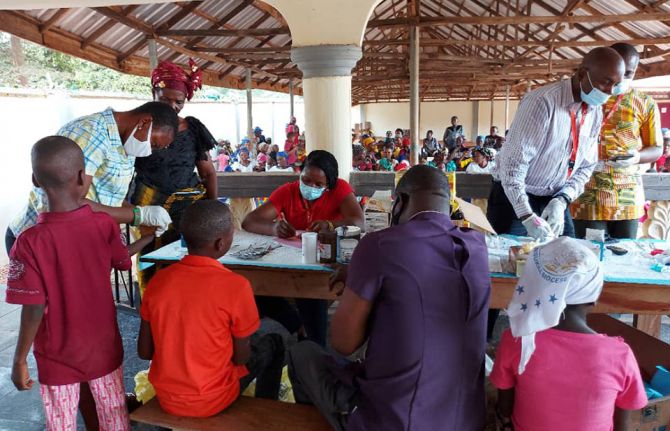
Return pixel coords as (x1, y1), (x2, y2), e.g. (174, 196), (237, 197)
(123, 122), (152, 157)
(580, 71), (611, 107)
(612, 78), (633, 96)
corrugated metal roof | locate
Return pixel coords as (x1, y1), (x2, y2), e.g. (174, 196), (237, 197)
(5, 0), (670, 102)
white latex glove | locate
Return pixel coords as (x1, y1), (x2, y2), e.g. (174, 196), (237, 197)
(521, 213), (554, 241)
(540, 198), (567, 237)
(138, 206), (172, 237)
(606, 150), (640, 169)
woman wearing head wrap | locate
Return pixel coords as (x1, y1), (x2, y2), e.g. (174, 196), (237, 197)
(490, 237), (647, 431)
(466, 147), (496, 174)
(131, 59), (218, 292)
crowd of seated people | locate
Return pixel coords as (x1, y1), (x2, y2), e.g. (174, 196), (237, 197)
(214, 117), (306, 173)
(352, 125), (502, 175)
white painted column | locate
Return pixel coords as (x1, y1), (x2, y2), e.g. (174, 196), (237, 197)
(489, 100), (495, 129)
(291, 45), (362, 179)
(409, 26), (420, 165)
(263, 0), (384, 180)
(472, 101), (479, 140)
(246, 69), (253, 141)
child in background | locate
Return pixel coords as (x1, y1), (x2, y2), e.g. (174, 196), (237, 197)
(466, 147), (496, 174)
(379, 145), (397, 171)
(7, 136), (155, 431)
(216, 148), (230, 172)
(138, 200), (284, 417)
(232, 148), (256, 172)
(285, 131), (298, 165)
(268, 152), (294, 172)
(490, 237), (647, 431)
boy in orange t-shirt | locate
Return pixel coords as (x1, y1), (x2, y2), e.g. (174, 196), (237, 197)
(138, 200), (284, 417)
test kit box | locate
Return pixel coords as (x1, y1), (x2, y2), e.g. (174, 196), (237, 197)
(589, 315), (670, 431)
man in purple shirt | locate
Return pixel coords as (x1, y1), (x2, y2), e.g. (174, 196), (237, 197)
(288, 165), (491, 431)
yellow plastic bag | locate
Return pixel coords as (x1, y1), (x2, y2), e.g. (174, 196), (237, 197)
(134, 369), (156, 404)
(242, 366), (294, 403)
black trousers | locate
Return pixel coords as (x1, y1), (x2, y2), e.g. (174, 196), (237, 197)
(486, 181), (575, 238)
(485, 181), (576, 340)
(239, 333), (285, 400)
(255, 297), (329, 347)
(573, 219), (639, 240)
(288, 341), (358, 431)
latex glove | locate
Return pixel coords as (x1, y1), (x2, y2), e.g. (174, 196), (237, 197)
(606, 150), (640, 169)
(521, 213), (554, 241)
(540, 198), (567, 237)
(138, 206), (172, 237)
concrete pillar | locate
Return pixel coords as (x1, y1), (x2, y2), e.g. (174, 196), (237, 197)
(148, 38), (158, 70)
(246, 69), (253, 143)
(409, 25), (420, 165)
(504, 85), (510, 130)
(264, 0), (383, 180)
(289, 79), (295, 118)
(489, 100), (494, 129)
(291, 45), (362, 179)
(472, 101), (479, 140)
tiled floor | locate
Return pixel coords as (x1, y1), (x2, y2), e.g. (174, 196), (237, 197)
(0, 284), (151, 431)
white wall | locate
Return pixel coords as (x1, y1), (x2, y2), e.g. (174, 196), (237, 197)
(0, 90), (303, 264)
(354, 100), (520, 140)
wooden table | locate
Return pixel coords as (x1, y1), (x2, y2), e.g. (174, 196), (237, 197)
(142, 232), (670, 336)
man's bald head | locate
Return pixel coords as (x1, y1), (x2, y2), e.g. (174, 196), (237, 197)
(396, 165), (451, 199)
(577, 47), (625, 96)
(392, 165), (452, 225)
(31, 136), (85, 189)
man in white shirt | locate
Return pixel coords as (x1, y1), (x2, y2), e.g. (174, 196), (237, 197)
(488, 47), (625, 241)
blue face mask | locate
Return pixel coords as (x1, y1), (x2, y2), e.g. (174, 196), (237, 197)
(299, 179), (326, 201)
(612, 78), (632, 96)
(580, 71), (611, 107)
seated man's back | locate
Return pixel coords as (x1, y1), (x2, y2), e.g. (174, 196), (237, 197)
(347, 212), (490, 430)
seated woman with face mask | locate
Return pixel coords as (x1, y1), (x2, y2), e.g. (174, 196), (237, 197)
(242, 150), (365, 346)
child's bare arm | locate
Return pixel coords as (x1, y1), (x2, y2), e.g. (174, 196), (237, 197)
(137, 319), (155, 360)
(232, 337), (252, 365)
(127, 233), (155, 257)
(12, 304), (45, 391)
(496, 388), (515, 430)
(613, 408), (630, 431)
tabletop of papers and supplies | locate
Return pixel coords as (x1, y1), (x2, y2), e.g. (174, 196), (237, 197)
(141, 229), (670, 287)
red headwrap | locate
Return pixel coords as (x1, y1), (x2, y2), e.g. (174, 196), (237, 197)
(151, 58), (203, 101)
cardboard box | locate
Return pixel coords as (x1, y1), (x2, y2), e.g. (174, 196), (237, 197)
(589, 315), (670, 431)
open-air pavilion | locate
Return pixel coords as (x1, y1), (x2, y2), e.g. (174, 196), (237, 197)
(2, 1), (670, 430)
(2, 0), (670, 172)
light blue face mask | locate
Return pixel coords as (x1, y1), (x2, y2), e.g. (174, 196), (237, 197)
(612, 78), (633, 96)
(580, 71), (611, 107)
(299, 179), (326, 201)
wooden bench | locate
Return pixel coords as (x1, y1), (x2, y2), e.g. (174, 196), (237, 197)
(130, 397), (332, 431)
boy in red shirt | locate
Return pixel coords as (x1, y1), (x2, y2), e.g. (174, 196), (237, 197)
(7, 136), (154, 431)
(138, 200), (284, 417)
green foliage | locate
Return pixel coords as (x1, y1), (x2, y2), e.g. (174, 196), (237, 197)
(0, 32), (296, 102)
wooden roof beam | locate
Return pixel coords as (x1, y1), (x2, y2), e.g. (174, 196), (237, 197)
(117, 2), (201, 65)
(367, 11), (670, 27)
(160, 27), (289, 37)
(39, 8), (71, 34)
(365, 35), (670, 47)
(81, 4), (139, 49)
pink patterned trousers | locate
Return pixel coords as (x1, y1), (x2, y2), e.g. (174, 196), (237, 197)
(40, 366), (130, 431)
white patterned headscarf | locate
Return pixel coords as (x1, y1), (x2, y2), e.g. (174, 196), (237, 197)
(507, 237), (604, 374)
